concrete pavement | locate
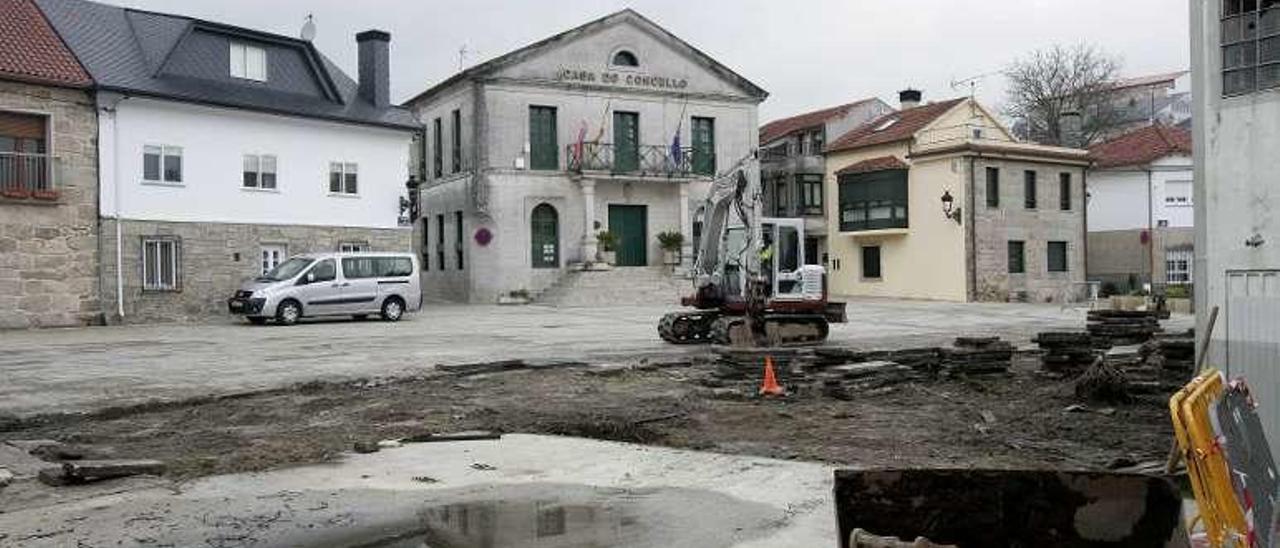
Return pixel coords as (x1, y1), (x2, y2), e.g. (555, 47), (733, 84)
(0, 434), (837, 547)
(0, 298), (1191, 417)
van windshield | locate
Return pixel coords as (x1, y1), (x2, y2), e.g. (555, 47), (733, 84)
(260, 258), (313, 281)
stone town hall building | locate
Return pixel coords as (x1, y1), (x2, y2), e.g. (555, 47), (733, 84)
(405, 9), (767, 303)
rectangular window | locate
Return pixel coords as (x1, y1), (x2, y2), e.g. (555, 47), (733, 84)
(529, 106), (558, 170)
(861, 245), (882, 279)
(1047, 241), (1069, 272)
(1222, 0), (1280, 94)
(242, 154), (277, 189)
(455, 211), (464, 270)
(338, 241), (369, 253)
(260, 244), (286, 275)
(775, 179), (790, 216)
(985, 167), (1000, 208)
(1166, 248), (1193, 284)
(142, 237), (180, 291)
(1024, 170), (1037, 209)
(692, 116), (715, 175)
(1164, 180), (1193, 206)
(810, 130), (825, 155)
(229, 42), (267, 81)
(838, 169), (909, 232)
(1059, 173), (1072, 210)
(436, 214), (445, 271)
(800, 174), (823, 214)
(613, 111), (640, 172)
(1007, 240), (1025, 274)
(432, 117), (443, 178)
(329, 162), (358, 194)
(451, 109), (462, 174)
(421, 219), (430, 272)
(143, 145), (182, 183)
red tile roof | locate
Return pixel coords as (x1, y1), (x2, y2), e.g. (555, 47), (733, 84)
(759, 98), (879, 145)
(0, 0), (90, 88)
(834, 155), (909, 175)
(1089, 124), (1191, 168)
(825, 98), (965, 153)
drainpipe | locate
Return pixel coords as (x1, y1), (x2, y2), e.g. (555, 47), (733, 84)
(1081, 168), (1089, 283)
(1147, 167), (1155, 289)
(99, 94), (128, 320)
(967, 155), (978, 301)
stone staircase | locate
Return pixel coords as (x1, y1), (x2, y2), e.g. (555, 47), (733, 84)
(537, 266), (691, 307)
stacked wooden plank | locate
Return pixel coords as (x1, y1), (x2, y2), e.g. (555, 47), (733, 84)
(1140, 330), (1196, 373)
(1087, 310), (1162, 347)
(1033, 331), (1096, 375)
(939, 337), (1014, 376)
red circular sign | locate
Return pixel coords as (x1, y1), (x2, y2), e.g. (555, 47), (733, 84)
(474, 227), (493, 246)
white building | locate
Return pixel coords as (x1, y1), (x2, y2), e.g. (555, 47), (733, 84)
(1191, 0), (1280, 455)
(404, 9), (767, 303)
(39, 0), (418, 322)
(1085, 124), (1194, 292)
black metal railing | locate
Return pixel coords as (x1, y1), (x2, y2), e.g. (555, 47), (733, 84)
(0, 152), (56, 199)
(566, 142), (714, 178)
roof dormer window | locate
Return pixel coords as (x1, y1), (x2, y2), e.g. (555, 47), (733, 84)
(873, 117), (899, 132)
(611, 50), (639, 68)
(230, 41), (267, 81)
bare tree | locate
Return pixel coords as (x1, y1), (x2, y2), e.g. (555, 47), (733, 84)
(1003, 44), (1123, 147)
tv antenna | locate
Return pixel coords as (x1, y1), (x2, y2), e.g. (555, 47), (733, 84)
(950, 70), (1002, 98)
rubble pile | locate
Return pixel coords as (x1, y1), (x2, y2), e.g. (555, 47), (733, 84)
(1033, 331), (1096, 375)
(707, 338), (1014, 398)
(1087, 310), (1162, 347)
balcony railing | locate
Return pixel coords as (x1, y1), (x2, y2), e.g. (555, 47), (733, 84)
(566, 142), (713, 178)
(0, 152), (57, 200)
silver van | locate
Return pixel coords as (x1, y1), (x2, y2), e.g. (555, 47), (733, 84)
(227, 252), (422, 325)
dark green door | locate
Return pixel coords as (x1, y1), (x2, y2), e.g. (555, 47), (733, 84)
(613, 111), (639, 173)
(529, 106), (557, 170)
(691, 116), (715, 175)
(608, 204), (647, 266)
(530, 203), (559, 268)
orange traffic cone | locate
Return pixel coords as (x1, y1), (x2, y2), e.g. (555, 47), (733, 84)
(760, 356), (785, 396)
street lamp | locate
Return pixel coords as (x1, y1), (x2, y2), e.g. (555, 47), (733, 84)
(941, 190), (962, 224)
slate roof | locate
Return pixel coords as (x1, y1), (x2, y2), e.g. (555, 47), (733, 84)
(1089, 124), (1191, 169)
(34, 0), (417, 130)
(0, 0), (90, 87)
(825, 98), (966, 153)
(759, 98), (880, 145)
(404, 8), (767, 106)
(834, 155), (909, 176)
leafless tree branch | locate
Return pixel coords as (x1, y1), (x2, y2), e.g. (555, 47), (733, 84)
(1003, 44), (1124, 146)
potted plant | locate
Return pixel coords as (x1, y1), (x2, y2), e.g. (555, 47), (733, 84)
(596, 230), (618, 265)
(657, 230), (683, 265)
(32, 189), (60, 201)
(1, 187), (30, 199)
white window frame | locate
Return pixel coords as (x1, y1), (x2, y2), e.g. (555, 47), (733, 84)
(143, 145), (183, 184)
(1166, 248), (1193, 285)
(141, 237), (180, 291)
(260, 243), (286, 275)
(338, 241), (370, 253)
(243, 153), (277, 190)
(230, 42), (267, 81)
(328, 161), (359, 196)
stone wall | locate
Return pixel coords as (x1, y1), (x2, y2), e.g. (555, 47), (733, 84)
(0, 81), (100, 328)
(1088, 227), (1195, 292)
(972, 158), (1087, 303)
(99, 219), (409, 323)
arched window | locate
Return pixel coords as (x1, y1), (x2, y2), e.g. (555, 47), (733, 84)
(531, 203), (559, 268)
(611, 50), (639, 67)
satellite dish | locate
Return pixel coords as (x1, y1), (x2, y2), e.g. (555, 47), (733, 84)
(300, 14), (316, 41)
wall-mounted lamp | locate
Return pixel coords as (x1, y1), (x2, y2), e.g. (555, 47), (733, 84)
(941, 190), (962, 224)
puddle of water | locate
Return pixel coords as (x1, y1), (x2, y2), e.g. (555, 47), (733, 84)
(354, 483), (779, 548)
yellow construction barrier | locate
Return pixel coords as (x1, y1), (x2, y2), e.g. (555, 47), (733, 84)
(1170, 369), (1248, 546)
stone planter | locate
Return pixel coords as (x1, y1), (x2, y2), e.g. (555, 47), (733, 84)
(600, 250), (617, 265)
(497, 295), (530, 305)
(662, 250), (680, 266)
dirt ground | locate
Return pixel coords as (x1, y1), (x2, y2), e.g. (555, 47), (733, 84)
(0, 355), (1173, 480)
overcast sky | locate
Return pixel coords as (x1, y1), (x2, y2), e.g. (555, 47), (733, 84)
(98, 0), (1190, 123)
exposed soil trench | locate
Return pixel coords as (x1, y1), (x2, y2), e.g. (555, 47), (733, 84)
(0, 355), (1172, 480)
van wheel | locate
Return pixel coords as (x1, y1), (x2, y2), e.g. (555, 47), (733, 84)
(276, 299), (302, 326)
(380, 297), (405, 322)
(247, 317), (268, 326)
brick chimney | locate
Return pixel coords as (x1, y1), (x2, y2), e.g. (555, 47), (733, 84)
(356, 30), (391, 108)
(899, 89), (922, 110)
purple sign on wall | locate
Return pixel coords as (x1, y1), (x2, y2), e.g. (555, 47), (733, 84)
(474, 227), (493, 246)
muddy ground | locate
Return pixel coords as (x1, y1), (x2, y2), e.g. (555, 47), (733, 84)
(0, 355), (1172, 480)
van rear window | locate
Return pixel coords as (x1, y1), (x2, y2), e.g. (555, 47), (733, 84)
(341, 257), (413, 279)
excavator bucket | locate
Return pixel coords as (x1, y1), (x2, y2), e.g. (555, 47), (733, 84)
(833, 468), (1188, 548)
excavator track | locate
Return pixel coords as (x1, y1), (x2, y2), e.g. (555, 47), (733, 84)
(657, 311), (719, 344)
(707, 314), (829, 346)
